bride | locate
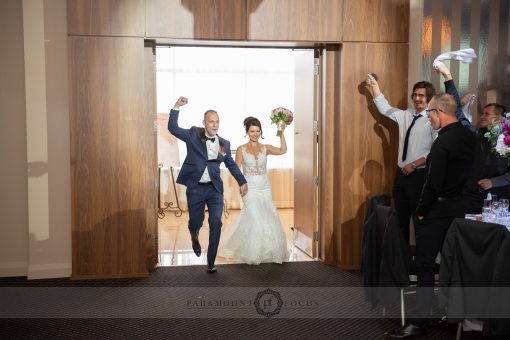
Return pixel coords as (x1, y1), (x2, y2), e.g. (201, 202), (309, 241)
(218, 116), (290, 265)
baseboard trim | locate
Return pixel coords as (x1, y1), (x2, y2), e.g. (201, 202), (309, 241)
(0, 261), (28, 277)
(27, 262), (71, 279)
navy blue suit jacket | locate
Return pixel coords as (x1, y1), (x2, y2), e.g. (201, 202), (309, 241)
(168, 109), (247, 194)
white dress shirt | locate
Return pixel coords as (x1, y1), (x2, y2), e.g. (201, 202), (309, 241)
(373, 93), (437, 168)
(199, 137), (219, 182)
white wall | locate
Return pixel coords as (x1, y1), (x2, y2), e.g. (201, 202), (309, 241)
(0, 0), (29, 277)
(0, 0), (71, 279)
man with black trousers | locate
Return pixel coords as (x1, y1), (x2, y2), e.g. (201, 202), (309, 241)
(365, 76), (437, 244)
(386, 93), (476, 338)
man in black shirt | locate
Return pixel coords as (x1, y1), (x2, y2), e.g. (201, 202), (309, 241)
(435, 64), (509, 213)
(386, 93), (476, 339)
(464, 103), (509, 212)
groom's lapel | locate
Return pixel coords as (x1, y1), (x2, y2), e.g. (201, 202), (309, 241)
(217, 138), (225, 161)
(198, 129), (208, 159)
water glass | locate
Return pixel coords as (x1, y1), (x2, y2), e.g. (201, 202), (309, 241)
(491, 200), (501, 213)
(482, 207), (491, 221)
(500, 198), (509, 211)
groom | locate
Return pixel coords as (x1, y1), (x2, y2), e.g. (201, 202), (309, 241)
(168, 96), (248, 273)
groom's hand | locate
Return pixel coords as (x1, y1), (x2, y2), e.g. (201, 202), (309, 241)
(239, 184), (248, 197)
(174, 96), (188, 108)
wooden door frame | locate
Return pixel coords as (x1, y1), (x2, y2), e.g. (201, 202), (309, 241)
(153, 41), (337, 263)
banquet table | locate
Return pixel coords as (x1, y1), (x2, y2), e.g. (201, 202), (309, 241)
(439, 218), (510, 337)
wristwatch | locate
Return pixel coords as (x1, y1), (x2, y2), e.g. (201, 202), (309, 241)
(411, 163), (417, 169)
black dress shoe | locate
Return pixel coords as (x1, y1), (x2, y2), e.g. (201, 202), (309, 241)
(207, 265), (217, 273)
(386, 324), (426, 339)
(190, 233), (201, 257)
(430, 315), (448, 327)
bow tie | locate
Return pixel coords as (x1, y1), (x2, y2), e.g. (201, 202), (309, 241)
(205, 137), (216, 143)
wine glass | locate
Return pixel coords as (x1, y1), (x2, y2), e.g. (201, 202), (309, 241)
(491, 200), (501, 213)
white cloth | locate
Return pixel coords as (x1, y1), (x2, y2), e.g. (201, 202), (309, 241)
(218, 146), (290, 265)
(433, 48), (477, 69)
(461, 94), (476, 123)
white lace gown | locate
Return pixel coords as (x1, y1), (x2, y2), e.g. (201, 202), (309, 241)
(218, 146), (290, 265)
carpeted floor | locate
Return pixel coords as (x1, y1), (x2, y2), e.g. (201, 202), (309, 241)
(0, 262), (489, 339)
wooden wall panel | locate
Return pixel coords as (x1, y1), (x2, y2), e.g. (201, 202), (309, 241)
(69, 36), (155, 279)
(333, 42), (408, 269)
(247, 0), (342, 41)
(320, 47), (341, 264)
(67, 0), (145, 37)
(342, 0), (409, 42)
(143, 44), (159, 272)
(146, 0), (246, 40)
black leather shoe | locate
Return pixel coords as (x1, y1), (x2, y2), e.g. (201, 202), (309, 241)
(190, 233), (201, 257)
(430, 315), (448, 327)
(386, 324), (426, 339)
(207, 265), (217, 273)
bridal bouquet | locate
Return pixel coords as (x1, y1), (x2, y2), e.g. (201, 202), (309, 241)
(484, 113), (510, 158)
(270, 107), (294, 137)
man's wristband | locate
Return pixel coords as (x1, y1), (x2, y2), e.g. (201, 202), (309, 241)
(411, 163), (417, 169)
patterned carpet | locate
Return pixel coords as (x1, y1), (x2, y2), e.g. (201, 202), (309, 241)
(0, 262), (489, 339)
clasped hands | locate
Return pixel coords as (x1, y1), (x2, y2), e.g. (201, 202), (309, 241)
(401, 163), (416, 175)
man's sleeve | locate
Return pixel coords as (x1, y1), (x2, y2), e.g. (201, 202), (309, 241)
(444, 79), (474, 131)
(490, 171), (510, 188)
(168, 109), (191, 142)
(223, 143), (247, 186)
(373, 93), (402, 123)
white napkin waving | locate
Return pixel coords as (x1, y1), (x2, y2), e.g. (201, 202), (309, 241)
(433, 48), (477, 69)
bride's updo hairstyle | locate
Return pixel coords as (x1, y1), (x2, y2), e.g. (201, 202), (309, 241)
(243, 116), (264, 138)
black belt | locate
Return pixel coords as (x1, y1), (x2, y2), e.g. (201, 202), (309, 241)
(398, 167), (425, 173)
(198, 182), (213, 186)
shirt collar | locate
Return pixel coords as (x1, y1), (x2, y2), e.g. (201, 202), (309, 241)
(438, 121), (461, 135)
(415, 110), (426, 118)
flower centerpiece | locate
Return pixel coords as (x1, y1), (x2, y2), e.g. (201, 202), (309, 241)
(484, 113), (510, 158)
(270, 107), (294, 137)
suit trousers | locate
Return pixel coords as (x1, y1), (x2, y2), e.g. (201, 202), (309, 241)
(410, 199), (464, 326)
(393, 168), (425, 244)
(186, 183), (224, 266)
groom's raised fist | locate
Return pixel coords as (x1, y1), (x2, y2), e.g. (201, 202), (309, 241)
(174, 96), (188, 108)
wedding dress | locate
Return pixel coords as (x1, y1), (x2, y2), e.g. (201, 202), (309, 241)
(218, 145), (290, 265)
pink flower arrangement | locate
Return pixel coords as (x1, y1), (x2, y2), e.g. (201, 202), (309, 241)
(484, 113), (510, 158)
(270, 107), (294, 137)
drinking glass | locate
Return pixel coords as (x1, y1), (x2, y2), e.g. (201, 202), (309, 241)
(482, 207), (492, 222)
(500, 199), (509, 211)
(491, 200), (501, 213)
